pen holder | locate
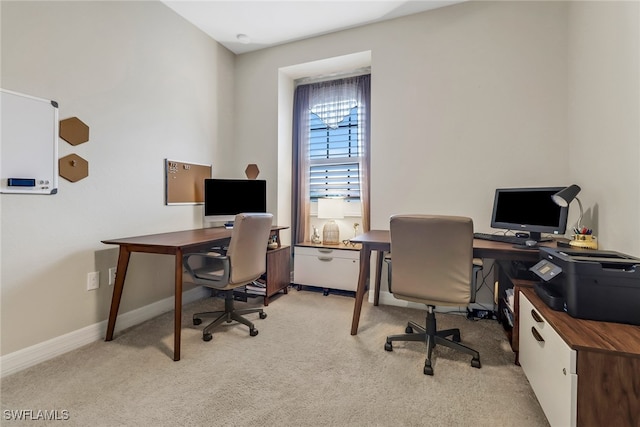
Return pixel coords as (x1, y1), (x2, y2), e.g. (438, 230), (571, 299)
(570, 234), (598, 249)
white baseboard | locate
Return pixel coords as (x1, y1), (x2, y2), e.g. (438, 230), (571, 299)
(0, 287), (209, 378)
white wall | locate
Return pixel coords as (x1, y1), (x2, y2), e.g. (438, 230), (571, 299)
(0, 1), (234, 357)
(234, 1), (570, 241)
(567, 1), (640, 256)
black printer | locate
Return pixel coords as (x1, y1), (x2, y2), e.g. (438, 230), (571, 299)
(530, 247), (640, 325)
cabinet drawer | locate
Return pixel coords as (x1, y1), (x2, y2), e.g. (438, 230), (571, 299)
(519, 292), (577, 427)
(293, 246), (359, 291)
(294, 246), (359, 260)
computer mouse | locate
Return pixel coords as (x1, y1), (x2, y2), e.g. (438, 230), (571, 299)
(525, 240), (538, 248)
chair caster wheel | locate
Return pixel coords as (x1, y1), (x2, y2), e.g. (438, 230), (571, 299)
(405, 326), (413, 334)
(193, 318), (202, 326)
(471, 358), (481, 369)
(203, 333), (212, 342)
(259, 312), (267, 319)
(384, 341), (393, 351)
(250, 328), (259, 337)
(424, 365), (434, 375)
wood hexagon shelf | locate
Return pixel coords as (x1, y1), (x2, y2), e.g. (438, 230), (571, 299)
(59, 154), (89, 182)
(60, 117), (90, 146)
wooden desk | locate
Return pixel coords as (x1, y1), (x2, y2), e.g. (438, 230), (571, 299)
(102, 226), (287, 361)
(520, 287), (640, 426)
(349, 230), (555, 335)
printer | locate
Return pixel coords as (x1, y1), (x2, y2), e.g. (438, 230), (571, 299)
(530, 247), (640, 325)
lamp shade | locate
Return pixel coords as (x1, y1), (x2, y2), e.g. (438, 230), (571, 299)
(317, 198), (344, 219)
(552, 184), (581, 207)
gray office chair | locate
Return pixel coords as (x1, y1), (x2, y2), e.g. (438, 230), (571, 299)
(384, 214), (481, 375)
(183, 212), (273, 341)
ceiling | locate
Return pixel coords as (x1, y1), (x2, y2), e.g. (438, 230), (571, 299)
(162, 1), (465, 55)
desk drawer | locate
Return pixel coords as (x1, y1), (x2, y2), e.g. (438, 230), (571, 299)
(519, 292), (577, 427)
(293, 246), (359, 291)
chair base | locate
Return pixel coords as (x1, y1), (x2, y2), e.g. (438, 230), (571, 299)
(385, 306), (481, 375)
(193, 290), (266, 341)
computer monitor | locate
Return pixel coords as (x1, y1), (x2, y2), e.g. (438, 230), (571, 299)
(490, 187), (568, 242)
(203, 179), (267, 225)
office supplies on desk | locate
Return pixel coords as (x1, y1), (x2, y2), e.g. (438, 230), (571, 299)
(569, 233), (598, 249)
(531, 247), (640, 325)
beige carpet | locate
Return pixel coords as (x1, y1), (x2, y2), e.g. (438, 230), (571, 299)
(1, 288), (549, 426)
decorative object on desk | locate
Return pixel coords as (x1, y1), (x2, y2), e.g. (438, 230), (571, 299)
(317, 197), (344, 245)
(311, 226), (321, 244)
(570, 233), (598, 249)
(551, 184), (584, 230)
(342, 223), (360, 246)
(59, 117), (89, 146)
(267, 234), (278, 249)
(245, 163), (259, 179)
(59, 153), (88, 182)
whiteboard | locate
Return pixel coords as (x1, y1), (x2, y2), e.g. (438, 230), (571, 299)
(1, 88), (59, 194)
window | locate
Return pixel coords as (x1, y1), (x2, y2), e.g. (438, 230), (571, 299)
(292, 73), (370, 243)
(309, 106), (361, 200)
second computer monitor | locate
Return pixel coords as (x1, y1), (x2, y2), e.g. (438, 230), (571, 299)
(490, 187), (568, 241)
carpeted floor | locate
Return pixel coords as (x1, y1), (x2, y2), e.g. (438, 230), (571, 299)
(1, 287), (549, 426)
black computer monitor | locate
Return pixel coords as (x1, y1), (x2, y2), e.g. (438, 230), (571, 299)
(490, 187), (568, 242)
(203, 179), (267, 225)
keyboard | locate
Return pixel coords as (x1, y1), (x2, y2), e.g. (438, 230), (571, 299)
(473, 232), (527, 245)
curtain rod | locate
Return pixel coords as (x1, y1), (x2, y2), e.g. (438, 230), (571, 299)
(295, 67), (371, 86)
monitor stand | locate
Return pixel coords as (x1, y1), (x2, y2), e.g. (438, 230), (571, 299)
(528, 231), (552, 243)
(511, 232), (552, 250)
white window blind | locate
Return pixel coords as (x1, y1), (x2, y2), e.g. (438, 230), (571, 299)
(309, 106), (361, 200)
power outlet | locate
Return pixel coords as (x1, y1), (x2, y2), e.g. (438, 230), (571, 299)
(108, 267), (116, 285)
(87, 271), (100, 291)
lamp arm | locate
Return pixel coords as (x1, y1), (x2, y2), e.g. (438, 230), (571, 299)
(575, 196), (584, 230)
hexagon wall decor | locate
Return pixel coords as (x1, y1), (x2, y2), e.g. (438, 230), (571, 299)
(59, 117), (89, 146)
(59, 154), (89, 182)
(245, 164), (260, 180)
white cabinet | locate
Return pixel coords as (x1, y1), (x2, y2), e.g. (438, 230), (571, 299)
(519, 292), (577, 427)
(293, 245), (359, 292)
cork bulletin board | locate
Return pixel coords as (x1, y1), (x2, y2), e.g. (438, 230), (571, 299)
(165, 159), (211, 205)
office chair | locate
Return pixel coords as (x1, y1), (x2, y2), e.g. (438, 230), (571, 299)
(183, 212), (273, 341)
(384, 214), (481, 375)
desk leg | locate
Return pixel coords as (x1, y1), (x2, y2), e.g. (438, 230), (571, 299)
(106, 246), (131, 341)
(351, 245), (371, 335)
(373, 250), (383, 307)
(173, 248), (183, 361)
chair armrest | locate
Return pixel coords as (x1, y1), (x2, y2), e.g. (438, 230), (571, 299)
(183, 253), (231, 286)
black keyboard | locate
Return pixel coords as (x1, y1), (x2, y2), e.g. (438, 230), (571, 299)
(473, 232), (527, 245)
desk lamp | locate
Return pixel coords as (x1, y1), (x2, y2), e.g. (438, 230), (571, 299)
(317, 198), (344, 245)
(552, 184), (598, 248)
(551, 184), (583, 230)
